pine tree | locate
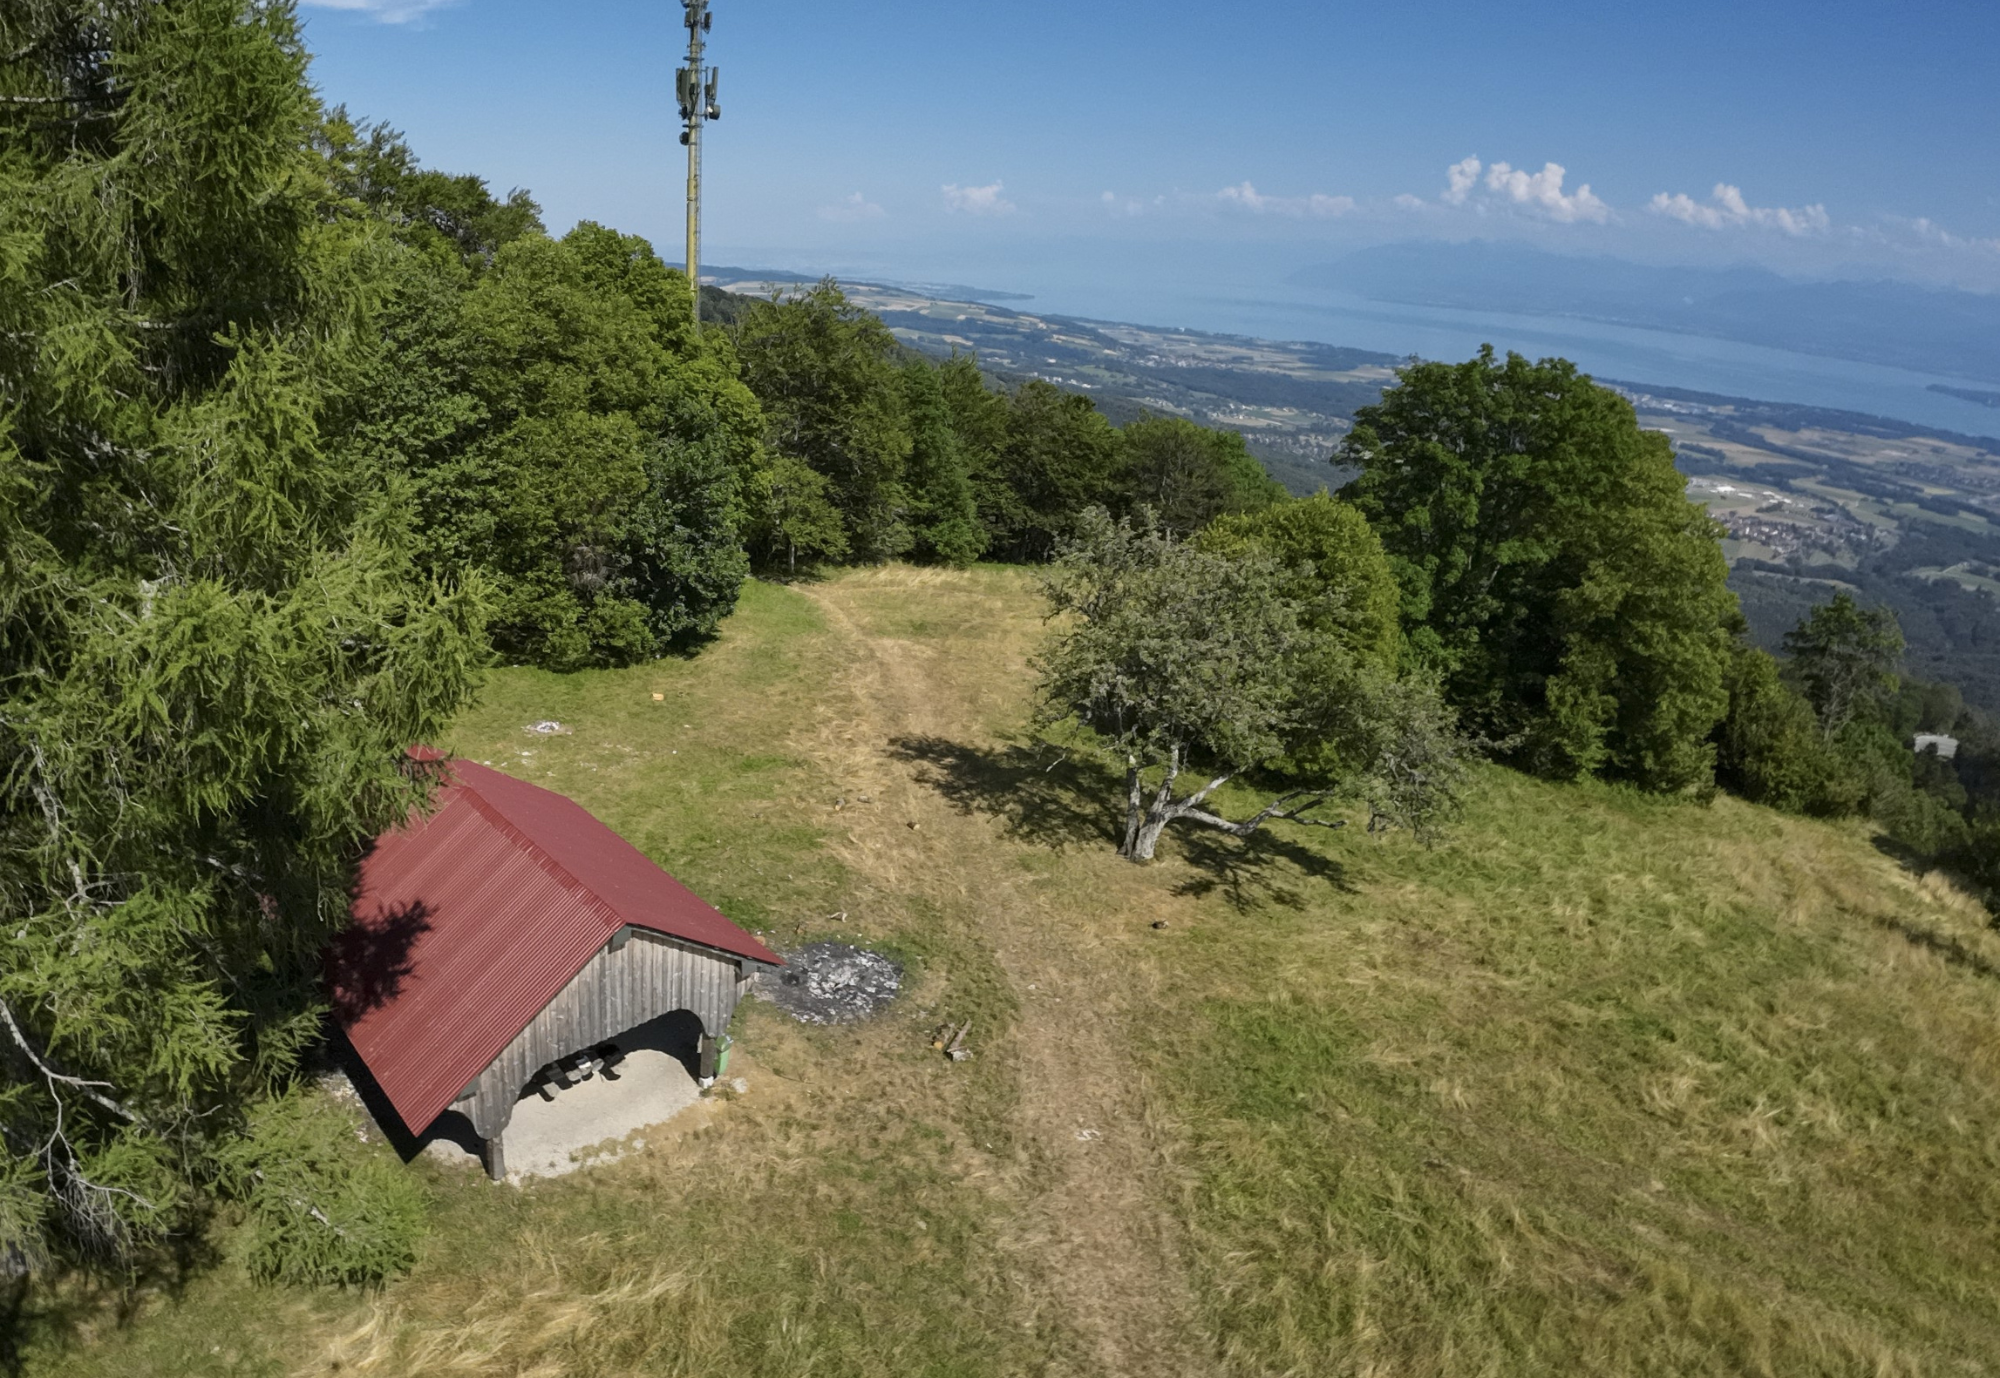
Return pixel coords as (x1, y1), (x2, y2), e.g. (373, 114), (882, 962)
(899, 362), (985, 567)
(1, 0), (484, 1270)
(1782, 592), (1905, 739)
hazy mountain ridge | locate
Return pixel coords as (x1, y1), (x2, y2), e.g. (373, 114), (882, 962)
(1298, 242), (2000, 385)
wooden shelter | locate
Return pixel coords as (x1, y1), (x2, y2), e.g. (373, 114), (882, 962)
(327, 752), (780, 1178)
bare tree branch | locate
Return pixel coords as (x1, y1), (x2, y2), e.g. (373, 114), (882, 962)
(1173, 789), (1347, 838)
(0, 91), (116, 106)
(0, 997), (138, 1124)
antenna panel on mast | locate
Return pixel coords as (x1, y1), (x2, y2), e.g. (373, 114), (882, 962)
(679, 0), (716, 330)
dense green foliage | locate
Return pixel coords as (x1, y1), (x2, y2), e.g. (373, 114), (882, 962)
(735, 282), (913, 564)
(975, 379), (1126, 561)
(1345, 349), (1738, 792)
(1037, 510), (1464, 860)
(0, 0), (483, 1271)
(897, 361), (986, 566)
(218, 1092), (426, 1286)
(330, 129), (764, 670)
(319, 109), (542, 265)
(727, 284), (1286, 570)
(1116, 415), (1285, 538)
(1715, 644), (1860, 816)
(1199, 492), (1403, 671)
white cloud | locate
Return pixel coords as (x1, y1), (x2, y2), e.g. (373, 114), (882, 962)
(1443, 156), (1482, 206)
(1876, 215), (2000, 254)
(1649, 183), (1830, 236)
(1393, 192), (1427, 211)
(1430, 156), (1608, 223)
(1215, 181), (1354, 218)
(942, 181), (1015, 216)
(299, 0), (460, 22)
(1481, 161), (1609, 224)
(1102, 190), (1147, 217)
(818, 192), (885, 223)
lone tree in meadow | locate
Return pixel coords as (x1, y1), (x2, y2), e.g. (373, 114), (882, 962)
(1035, 509), (1466, 862)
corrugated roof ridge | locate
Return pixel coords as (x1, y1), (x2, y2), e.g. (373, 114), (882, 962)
(413, 781), (626, 1109)
(448, 768), (756, 964)
(450, 776), (626, 942)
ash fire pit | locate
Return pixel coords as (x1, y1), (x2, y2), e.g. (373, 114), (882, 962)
(758, 941), (902, 1024)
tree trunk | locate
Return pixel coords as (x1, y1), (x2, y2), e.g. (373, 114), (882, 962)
(1125, 748), (1187, 863)
(1128, 813), (1170, 861)
(1120, 758), (1144, 857)
(1118, 753), (1340, 863)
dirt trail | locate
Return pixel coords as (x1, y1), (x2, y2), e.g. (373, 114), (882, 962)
(796, 573), (1215, 1378)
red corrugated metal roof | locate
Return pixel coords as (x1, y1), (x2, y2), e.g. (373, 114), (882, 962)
(328, 756), (780, 1136)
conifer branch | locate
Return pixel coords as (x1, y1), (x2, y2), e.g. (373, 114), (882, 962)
(0, 997), (138, 1124)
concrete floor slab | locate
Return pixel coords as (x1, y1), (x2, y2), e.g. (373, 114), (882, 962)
(420, 1011), (708, 1181)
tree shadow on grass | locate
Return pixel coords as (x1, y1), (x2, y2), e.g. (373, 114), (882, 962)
(1869, 833), (1932, 875)
(1170, 825), (1354, 914)
(0, 1199), (224, 1376)
(889, 735), (1353, 911)
(1872, 913), (2000, 980)
(1870, 834), (2000, 927)
(890, 735), (1122, 852)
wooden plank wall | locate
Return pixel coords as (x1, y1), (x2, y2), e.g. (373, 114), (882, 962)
(465, 930), (748, 1140)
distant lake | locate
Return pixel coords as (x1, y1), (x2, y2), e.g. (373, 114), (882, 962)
(1005, 277), (2000, 442)
(725, 240), (2000, 442)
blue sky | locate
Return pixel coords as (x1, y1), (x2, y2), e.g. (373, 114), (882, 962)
(299, 0), (2000, 295)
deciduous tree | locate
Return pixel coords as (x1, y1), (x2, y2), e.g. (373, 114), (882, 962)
(982, 381), (1123, 562)
(1117, 415), (1284, 537)
(339, 222), (760, 666)
(734, 281), (911, 562)
(1343, 347), (1736, 792)
(1036, 511), (1465, 861)
(1199, 492), (1402, 671)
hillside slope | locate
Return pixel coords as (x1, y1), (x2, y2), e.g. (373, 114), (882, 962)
(24, 569), (2000, 1377)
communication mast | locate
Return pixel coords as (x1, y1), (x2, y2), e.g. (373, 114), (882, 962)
(677, 0), (721, 332)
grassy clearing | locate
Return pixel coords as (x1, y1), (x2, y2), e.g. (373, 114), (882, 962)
(1142, 775), (2000, 1375)
(14, 566), (2000, 1376)
(16, 577), (1046, 1378)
